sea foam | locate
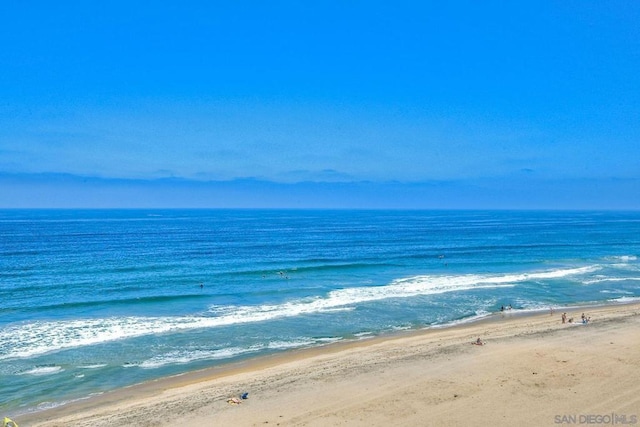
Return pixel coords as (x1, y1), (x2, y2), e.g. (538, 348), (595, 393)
(0, 265), (603, 361)
(19, 366), (64, 376)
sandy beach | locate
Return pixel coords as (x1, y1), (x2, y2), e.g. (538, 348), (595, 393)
(16, 303), (640, 427)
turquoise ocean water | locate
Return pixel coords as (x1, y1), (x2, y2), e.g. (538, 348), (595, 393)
(1, 209), (639, 415)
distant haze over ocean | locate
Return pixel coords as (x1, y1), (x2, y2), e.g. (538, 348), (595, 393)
(2, 173), (639, 209)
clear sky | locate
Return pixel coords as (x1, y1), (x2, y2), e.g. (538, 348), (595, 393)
(1, 1), (639, 208)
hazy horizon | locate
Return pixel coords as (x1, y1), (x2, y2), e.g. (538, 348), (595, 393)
(2, 2), (639, 209)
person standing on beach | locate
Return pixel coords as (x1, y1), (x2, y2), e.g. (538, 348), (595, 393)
(561, 313), (567, 324)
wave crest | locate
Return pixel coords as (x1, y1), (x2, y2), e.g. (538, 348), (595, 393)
(0, 265), (601, 360)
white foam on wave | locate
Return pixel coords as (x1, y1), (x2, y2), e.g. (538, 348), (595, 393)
(199, 271), (524, 330)
(608, 296), (640, 303)
(19, 366), (64, 376)
(430, 310), (494, 328)
(353, 331), (374, 339)
(584, 277), (640, 285)
(600, 290), (633, 294)
(606, 255), (638, 262)
(136, 347), (257, 369)
(511, 301), (557, 312)
(0, 266), (600, 361)
(516, 265), (601, 280)
(135, 338), (328, 369)
(26, 392), (104, 415)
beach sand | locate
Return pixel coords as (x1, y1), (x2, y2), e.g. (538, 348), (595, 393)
(18, 303), (640, 427)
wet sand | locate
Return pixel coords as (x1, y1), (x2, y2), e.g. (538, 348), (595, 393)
(18, 303), (640, 427)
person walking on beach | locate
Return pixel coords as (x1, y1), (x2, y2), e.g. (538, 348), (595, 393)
(561, 312), (567, 324)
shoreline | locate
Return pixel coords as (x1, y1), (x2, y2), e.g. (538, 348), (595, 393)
(9, 301), (610, 415)
(15, 300), (640, 426)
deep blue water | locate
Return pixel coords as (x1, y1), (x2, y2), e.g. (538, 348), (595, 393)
(1, 209), (639, 415)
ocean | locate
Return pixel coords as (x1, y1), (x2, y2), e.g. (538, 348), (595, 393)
(1, 209), (639, 416)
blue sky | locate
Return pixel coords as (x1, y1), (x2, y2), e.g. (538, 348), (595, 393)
(1, 1), (639, 208)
